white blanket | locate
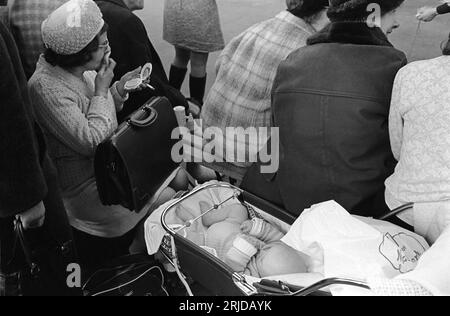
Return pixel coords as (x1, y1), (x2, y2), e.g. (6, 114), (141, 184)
(281, 201), (430, 296)
(395, 226), (450, 296)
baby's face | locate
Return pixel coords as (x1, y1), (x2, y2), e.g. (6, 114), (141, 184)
(256, 242), (309, 278)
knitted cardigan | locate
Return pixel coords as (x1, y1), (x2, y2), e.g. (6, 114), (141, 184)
(28, 57), (149, 237)
(29, 56), (126, 194)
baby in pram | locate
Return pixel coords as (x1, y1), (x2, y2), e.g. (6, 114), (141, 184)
(175, 201), (309, 278)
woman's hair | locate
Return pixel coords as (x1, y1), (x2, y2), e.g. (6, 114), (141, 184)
(44, 23), (109, 68)
(288, 0), (329, 20)
(327, 0), (405, 22)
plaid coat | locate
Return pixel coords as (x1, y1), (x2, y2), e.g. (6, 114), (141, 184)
(200, 11), (316, 167)
(9, 0), (67, 78)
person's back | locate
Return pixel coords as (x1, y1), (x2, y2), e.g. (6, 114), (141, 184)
(386, 55), (450, 205)
(271, 0), (407, 217)
(9, 0), (67, 78)
(201, 0), (329, 172)
(385, 54), (450, 243)
(202, 11), (317, 131)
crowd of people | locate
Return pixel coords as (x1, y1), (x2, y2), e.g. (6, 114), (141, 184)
(1, 0), (450, 296)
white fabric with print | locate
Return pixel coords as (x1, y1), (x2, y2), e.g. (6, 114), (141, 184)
(281, 201), (430, 296)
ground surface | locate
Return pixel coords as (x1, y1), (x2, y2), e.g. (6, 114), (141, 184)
(137, 0), (450, 94)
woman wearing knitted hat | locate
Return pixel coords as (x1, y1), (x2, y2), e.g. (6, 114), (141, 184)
(268, 0), (408, 219)
(28, 0), (184, 272)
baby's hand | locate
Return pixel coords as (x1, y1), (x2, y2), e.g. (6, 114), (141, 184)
(241, 220), (254, 234)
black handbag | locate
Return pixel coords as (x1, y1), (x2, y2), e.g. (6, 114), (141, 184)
(95, 97), (179, 212)
(82, 254), (169, 296)
(0, 219), (79, 296)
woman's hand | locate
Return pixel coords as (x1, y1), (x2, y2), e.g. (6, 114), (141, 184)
(95, 58), (116, 98)
(16, 201), (46, 230)
(117, 67), (147, 97)
(416, 6), (438, 21)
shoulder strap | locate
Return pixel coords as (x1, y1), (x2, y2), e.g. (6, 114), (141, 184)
(14, 218), (40, 277)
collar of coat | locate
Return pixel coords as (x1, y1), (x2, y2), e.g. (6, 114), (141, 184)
(307, 21), (393, 48)
(95, 0), (128, 9)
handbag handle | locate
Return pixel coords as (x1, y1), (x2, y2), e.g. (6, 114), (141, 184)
(128, 105), (157, 128)
(14, 218), (40, 277)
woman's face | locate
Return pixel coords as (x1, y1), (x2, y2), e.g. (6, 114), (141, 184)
(84, 32), (110, 71)
(380, 9), (400, 35)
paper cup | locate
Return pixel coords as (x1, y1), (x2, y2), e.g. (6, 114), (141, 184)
(174, 106), (187, 127)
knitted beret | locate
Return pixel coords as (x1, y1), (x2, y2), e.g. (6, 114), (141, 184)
(42, 0), (104, 55)
(328, 0), (405, 21)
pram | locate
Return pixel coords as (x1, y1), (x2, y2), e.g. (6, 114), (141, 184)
(154, 181), (412, 296)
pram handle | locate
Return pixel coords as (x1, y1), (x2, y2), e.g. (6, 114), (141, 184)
(378, 203), (414, 221)
(253, 278), (369, 296)
(290, 278), (370, 296)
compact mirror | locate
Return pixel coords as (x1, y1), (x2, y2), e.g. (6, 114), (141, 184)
(124, 62), (155, 91)
(141, 63), (153, 81)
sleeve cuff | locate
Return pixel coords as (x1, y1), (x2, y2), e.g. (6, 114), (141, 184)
(111, 82), (128, 112)
(437, 3), (450, 15)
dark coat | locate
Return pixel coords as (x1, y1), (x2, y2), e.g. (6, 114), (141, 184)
(244, 22), (407, 218)
(0, 21), (47, 218)
(95, 0), (187, 122)
(0, 21), (77, 293)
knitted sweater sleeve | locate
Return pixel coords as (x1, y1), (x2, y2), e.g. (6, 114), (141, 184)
(389, 69), (406, 162)
(30, 80), (118, 157)
(110, 81), (127, 112)
(84, 71), (127, 112)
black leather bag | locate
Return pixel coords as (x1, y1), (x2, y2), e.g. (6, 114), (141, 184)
(0, 219), (79, 296)
(95, 97), (179, 212)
